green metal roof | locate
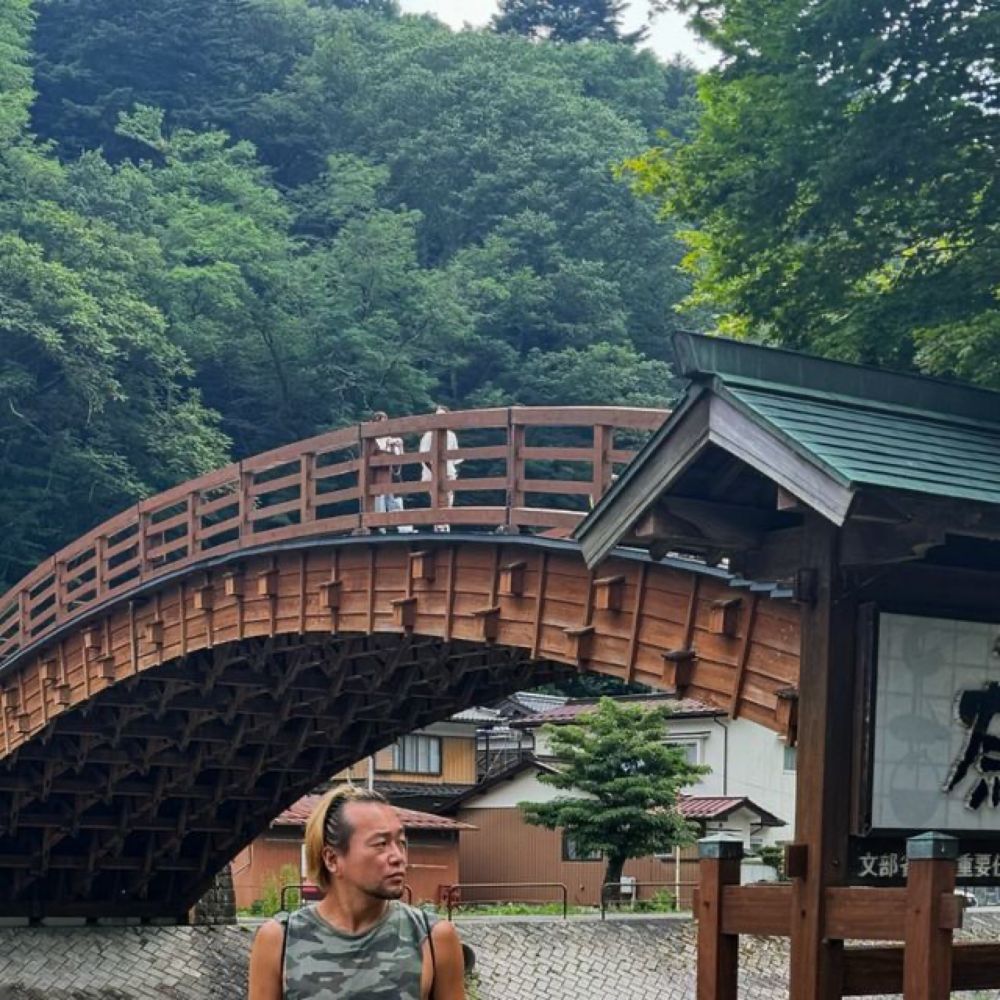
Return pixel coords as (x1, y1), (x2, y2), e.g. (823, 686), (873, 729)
(677, 334), (1000, 508)
(720, 378), (1000, 506)
(576, 334), (1000, 563)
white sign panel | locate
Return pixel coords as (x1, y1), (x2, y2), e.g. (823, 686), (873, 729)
(871, 612), (1000, 831)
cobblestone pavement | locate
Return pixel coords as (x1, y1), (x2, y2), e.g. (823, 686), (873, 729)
(2, 913), (1000, 999)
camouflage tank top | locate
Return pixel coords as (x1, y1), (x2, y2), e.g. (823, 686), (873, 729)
(283, 901), (436, 1000)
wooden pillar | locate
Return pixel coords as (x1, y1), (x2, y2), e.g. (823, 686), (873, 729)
(904, 832), (958, 1000)
(788, 514), (854, 1000)
(697, 835), (742, 1000)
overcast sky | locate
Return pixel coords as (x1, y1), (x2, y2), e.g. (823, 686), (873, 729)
(397, 1), (719, 70)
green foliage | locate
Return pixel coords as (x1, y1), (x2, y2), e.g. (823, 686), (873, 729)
(493, 0), (649, 45)
(632, 888), (675, 912)
(0, 12), (228, 589)
(520, 698), (708, 887)
(31, 0), (318, 161)
(249, 863), (302, 915)
(756, 845), (784, 878)
(628, 0), (999, 386)
(4, 1), (701, 583)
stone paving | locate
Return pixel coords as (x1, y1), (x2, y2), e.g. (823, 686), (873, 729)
(1, 912), (1000, 998)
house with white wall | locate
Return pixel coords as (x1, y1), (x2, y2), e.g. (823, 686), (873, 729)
(519, 693), (796, 850)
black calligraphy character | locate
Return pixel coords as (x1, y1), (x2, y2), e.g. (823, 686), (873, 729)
(945, 682), (1000, 810)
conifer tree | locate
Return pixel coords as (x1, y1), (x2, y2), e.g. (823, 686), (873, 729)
(520, 698), (707, 890)
(493, 0), (648, 45)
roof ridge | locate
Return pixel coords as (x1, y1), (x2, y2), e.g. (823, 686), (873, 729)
(674, 332), (1000, 427)
(721, 374), (1000, 434)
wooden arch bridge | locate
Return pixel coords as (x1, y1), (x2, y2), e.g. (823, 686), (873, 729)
(0, 407), (801, 918)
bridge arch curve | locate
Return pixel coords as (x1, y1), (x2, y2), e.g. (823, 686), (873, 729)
(0, 409), (801, 917)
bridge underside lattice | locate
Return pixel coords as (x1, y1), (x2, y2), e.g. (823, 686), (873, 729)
(1, 628), (565, 918)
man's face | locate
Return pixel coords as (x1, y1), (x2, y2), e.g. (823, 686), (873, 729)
(325, 802), (408, 900)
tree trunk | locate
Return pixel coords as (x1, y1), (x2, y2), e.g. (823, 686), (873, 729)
(603, 854), (627, 896)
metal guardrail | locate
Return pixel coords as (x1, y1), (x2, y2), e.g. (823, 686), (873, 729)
(599, 880), (697, 920)
(442, 881), (569, 920)
(0, 406), (665, 667)
(280, 882), (413, 911)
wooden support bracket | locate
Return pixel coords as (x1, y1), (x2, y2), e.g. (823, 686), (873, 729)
(143, 621), (164, 650)
(82, 627), (103, 656)
(223, 571), (244, 597)
(256, 568), (279, 597)
(663, 648), (696, 692)
(563, 625), (595, 665)
(409, 550), (435, 583)
(785, 843), (808, 880)
(776, 687), (799, 747)
(192, 584), (214, 611)
(709, 598), (741, 637)
(471, 606), (501, 643)
(318, 580), (342, 610)
(593, 575), (625, 612)
(391, 597), (418, 631)
(500, 561), (526, 597)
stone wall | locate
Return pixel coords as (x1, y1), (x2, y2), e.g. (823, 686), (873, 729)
(2, 913), (1000, 999)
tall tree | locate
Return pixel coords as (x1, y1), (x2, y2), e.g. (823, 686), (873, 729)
(627, 0), (999, 386)
(520, 698), (706, 889)
(493, 0), (648, 45)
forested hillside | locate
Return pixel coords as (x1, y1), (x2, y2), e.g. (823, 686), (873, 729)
(3, 0), (995, 591)
(2, 0), (697, 588)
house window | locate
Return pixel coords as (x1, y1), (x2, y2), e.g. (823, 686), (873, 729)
(562, 833), (602, 862)
(783, 744), (797, 772)
(665, 739), (701, 766)
(388, 735), (442, 775)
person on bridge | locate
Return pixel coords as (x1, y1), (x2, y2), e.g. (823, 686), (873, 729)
(248, 785), (465, 1000)
(370, 411), (405, 527)
(418, 406), (462, 532)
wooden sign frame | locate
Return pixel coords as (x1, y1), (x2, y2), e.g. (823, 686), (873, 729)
(852, 602), (1000, 885)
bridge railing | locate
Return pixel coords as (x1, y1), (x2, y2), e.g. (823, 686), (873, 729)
(0, 406), (665, 665)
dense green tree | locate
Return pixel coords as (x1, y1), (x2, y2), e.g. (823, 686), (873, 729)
(252, 17), (697, 373)
(31, 0), (316, 160)
(520, 698), (707, 888)
(69, 115), (449, 455)
(0, 13), (228, 589)
(493, 0), (648, 45)
(628, 0), (999, 385)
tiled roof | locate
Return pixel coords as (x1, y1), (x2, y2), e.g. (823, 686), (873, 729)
(679, 795), (784, 826)
(274, 795), (476, 831)
(515, 694), (723, 727)
(371, 781), (476, 799)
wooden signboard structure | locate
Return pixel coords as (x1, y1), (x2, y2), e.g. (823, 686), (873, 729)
(577, 333), (1000, 999)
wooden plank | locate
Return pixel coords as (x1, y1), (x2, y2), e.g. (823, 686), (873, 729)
(720, 883), (792, 936)
(842, 942), (1000, 995)
(531, 551), (548, 659)
(443, 548), (457, 641)
(823, 887), (905, 941)
(729, 593), (759, 718)
(624, 562), (648, 683)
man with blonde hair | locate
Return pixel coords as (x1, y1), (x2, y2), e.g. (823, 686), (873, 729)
(248, 785), (465, 999)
